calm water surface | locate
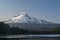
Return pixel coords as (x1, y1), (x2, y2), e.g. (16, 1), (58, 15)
(0, 37), (60, 40)
(0, 35), (60, 40)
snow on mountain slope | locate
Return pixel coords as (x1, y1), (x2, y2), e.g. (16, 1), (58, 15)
(6, 13), (52, 24)
(5, 12), (60, 30)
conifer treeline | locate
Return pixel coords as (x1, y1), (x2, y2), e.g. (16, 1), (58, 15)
(0, 22), (60, 35)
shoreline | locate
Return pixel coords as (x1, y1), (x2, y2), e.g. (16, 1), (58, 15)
(0, 34), (60, 38)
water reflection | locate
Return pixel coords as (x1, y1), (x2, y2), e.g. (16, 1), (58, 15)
(0, 37), (60, 40)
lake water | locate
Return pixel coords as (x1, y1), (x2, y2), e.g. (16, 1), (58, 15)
(0, 35), (60, 40)
(0, 37), (60, 40)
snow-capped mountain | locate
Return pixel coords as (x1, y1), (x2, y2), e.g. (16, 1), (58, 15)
(5, 13), (60, 30)
(6, 13), (52, 24)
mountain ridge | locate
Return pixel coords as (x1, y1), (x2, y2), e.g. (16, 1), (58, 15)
(4, 13), (60, 31)
(6, 13), (53, 24)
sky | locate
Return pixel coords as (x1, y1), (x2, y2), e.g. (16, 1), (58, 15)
(0, 0), (60, 23)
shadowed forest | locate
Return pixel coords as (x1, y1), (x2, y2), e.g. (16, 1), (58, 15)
(0, 22), (60, 35)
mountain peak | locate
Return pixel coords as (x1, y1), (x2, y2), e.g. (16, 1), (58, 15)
(5, 12), (52, 24)
(6, 13), (30, 23)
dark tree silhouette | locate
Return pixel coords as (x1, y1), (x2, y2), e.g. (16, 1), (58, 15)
(0, 22), (10, 35)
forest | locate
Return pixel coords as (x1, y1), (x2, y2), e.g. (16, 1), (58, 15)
(0, 22), (60, 35)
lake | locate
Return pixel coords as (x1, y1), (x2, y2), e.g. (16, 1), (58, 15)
(0, 37), (60, 40)
(0, 35), (60, 40)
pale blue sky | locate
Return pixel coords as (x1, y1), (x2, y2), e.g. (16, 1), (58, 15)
(0, 0), (60, 23)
